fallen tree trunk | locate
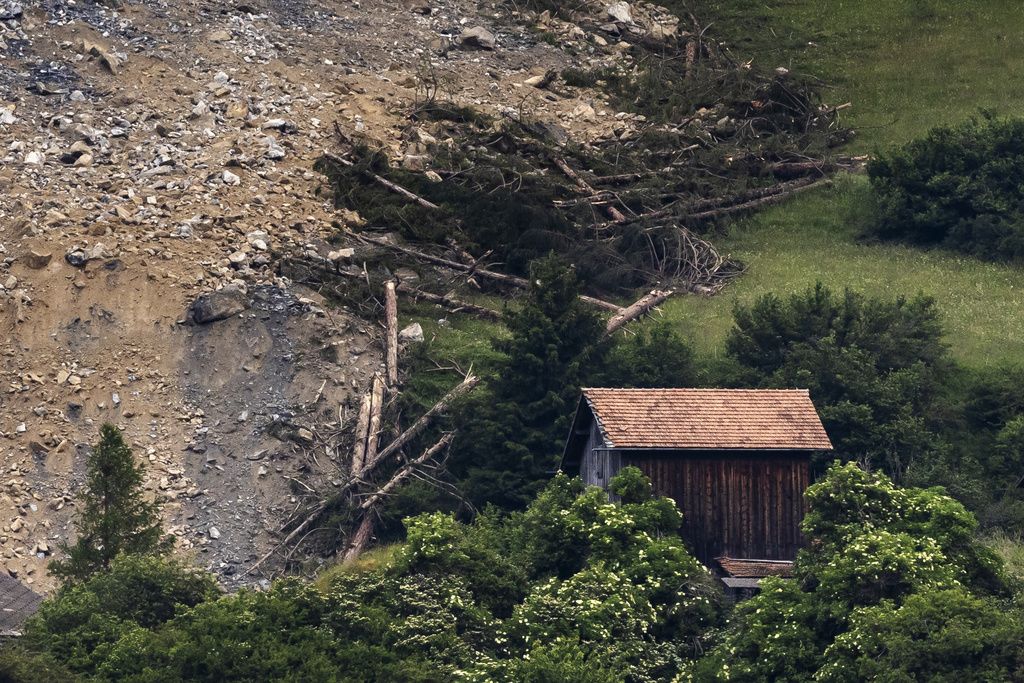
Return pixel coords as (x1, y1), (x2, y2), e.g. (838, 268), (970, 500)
(686, 178), (832, 221)
(341, 514), (375, 565)
(396, 282), (502, 320)
(356, 234), (623, 312)
(335, 374), (479, 502)
(359, 433), (455, 512)
(384, 281), (399, 388)
(343, 432), (455, 564)
(350, 390), (372, 476)
(363, 375), (386, 469)
(322, 151), (440, 211)
(604, 289), (674, 336)
(370, 374), (478, 472)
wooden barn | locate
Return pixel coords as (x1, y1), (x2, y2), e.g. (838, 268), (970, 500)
(561, 388), (832, 586)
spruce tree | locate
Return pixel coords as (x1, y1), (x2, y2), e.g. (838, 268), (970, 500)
(454, 255), (606, 507)
(51, 424), (170, 582)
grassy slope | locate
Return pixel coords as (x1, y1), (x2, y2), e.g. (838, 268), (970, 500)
(661, 0), (1024, 366)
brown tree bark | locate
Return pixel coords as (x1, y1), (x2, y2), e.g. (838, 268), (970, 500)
(604, 289), (674, 336)
(384, 281), (399, 388)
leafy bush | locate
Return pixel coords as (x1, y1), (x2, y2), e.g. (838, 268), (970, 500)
(24, 555), (218, 677)
(868, 113), (1024, 261)
(817, 589), (1024, 682)
(23, 470), (719, 682)
(687, 462), (1020, 681)
(726, 283), (946, 477)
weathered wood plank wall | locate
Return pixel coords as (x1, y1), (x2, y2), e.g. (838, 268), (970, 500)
(624, 451), (809, 565)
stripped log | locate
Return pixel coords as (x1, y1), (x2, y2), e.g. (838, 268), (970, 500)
(322, 152), (440, 210)
(356, 234), (623, 313)
(343, 433), (455, 564)
(604, 289), (675, 337)
(371, 374), (478, 471)
(337, 374), (479, 500)
(363, 375), (386, 469)
(350, 390), (372, 476)
(686, 178), (832, 221)
(384, 281), (399, 388)
(396, 282), (502, 320)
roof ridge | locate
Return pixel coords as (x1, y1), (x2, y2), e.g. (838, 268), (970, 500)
(581, 387), (812, 393)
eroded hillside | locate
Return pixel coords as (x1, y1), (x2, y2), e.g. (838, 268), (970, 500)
(0, 0), (689, 589)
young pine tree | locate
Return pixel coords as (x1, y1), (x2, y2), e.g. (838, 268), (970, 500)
(454, 255), (606, 508)
(51, 424), (170, 582)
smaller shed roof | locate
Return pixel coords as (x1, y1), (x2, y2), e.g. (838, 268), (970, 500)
(0, 573), (43, 636)
(716, 557), (795, 579)
(580, 388), (832, 450)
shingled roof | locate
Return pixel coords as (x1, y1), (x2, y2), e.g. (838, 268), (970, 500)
(580, 388), (832, 450)
(0, 573), (43, 636)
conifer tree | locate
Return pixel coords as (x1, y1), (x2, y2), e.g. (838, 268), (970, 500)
(453, 255), (606, 507)
(51, 424), (170, 582)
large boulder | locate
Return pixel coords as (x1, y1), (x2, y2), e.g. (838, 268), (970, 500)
(191, 284), (249, 324)
(460, 26), (496, 50)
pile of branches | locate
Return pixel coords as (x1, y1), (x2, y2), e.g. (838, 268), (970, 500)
(315, 10), (855, 298)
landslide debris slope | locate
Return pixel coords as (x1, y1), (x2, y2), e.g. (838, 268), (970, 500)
(0, 0), (693, 589)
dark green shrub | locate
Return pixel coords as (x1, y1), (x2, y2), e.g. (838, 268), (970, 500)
(726, 283), (947, 478)
(868, 114), (1024, 261)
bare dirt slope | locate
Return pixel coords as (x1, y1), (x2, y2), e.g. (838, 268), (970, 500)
(0, 0), (672, 589)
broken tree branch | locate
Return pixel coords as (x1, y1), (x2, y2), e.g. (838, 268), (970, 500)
(245, 500), (327, 576)
(356, 234), (623, 313)
(343, 432), (456, 564)
(396, 282), (502, 320)
(369, 374), (478, 473)
(358, 432), (455, 512)
(322, 151), (440, 211)
(604, 289), (675, 336)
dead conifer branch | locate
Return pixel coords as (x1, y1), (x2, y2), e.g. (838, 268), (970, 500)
(396, 282), (502, 320)
(322, 151), (440, 210)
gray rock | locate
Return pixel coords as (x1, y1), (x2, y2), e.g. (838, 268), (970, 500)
(65, 249), (89, 268)
(327, 248), (355, 261)
(606, 1), (633, 23)
(191, 284), (250, 324)
(460, 26), (496, 50)
(0, 2), (22, 20)
(399, 322), (424, 343)
(22, 251), (52, 269)
(208, 526), (221, 539)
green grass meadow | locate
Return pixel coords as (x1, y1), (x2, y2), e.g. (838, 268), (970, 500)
(404, 1), (1024, 370)
(659, 0), (1024, 367)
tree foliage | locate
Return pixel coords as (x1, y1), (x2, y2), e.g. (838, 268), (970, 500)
(452, 254), (607, 508)
(868, 113), (1024, 261)
(50, 424), (171, 583)
(24, 555), (218, 679)
(688, 462), (1021, 682)
(726, 283), (946, 478)
(25, 470), (720, 682)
